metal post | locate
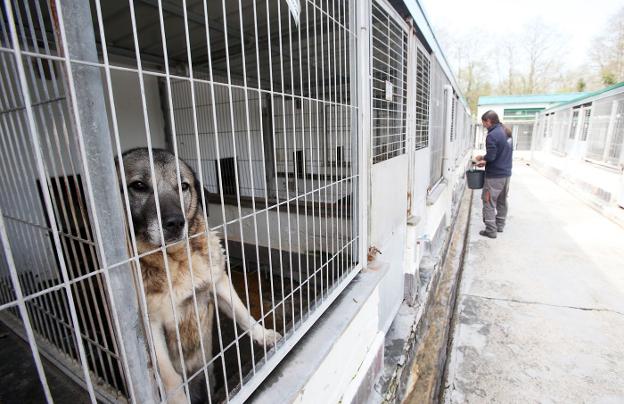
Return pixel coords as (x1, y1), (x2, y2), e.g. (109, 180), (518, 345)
(54, 0), (157, 401)
(355, 0), (371, 267)
(405, 25), (416, 214)
(442, 84), (453, 181)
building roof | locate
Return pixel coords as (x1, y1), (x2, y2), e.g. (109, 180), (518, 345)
(478, 92), (589, 106)
(546, 81), (624, 111)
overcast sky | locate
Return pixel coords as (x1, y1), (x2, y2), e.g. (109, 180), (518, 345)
(419, 0), (624, 69)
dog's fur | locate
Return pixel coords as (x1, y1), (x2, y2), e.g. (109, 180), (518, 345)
(119, 148), (280, 403)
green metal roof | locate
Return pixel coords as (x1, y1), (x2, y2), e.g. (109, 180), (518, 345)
(478, 92), (589, 106)
(546, 81), (624, 111)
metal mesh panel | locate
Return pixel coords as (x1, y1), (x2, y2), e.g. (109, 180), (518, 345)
(449, 95), (456, 142)
(514, 124), (533, 150)
(414, 48), (429, 150)
(170, 80), (266, 198)
(0, 2), (129, 401)
(533, 116), (544, 149)
(0, 0), (359, 402)
(569, 109), (579, 139)
(371, 0), (408, 163)
(580, 107), (592, 141)
(551, 110), (570, 155)
(429, 57), (446, 187)
(586, 100), (612, 160)
(606, 100), (624, 166)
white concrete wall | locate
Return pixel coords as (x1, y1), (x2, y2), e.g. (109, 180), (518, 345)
(296, 288), (382, 403)
(405, 147), (432, 273)
(370, 155), (409, 332)
(110, 70), (167, 151)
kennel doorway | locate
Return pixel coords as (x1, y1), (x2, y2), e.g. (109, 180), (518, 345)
(368, 0), (410, 332)
(0, 0), (361, 402)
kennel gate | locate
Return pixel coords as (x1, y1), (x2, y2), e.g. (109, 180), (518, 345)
(0, 0), (362, 402)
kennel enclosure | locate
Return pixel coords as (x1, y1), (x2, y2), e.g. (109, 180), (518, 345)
(0, 0), (474, 402)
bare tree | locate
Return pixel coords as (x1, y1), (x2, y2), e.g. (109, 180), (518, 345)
(590, 7), (624, 85)
(519, 19), (564, 93)
(435, 27), (494, 113)
(491, 36), (518, 95)
(433, 17), (572, 110)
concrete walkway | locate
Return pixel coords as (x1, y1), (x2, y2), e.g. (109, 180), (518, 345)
(443, 163), (624, 403)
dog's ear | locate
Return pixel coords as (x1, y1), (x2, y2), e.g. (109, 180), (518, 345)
(194, 177), (202, 207)
(186, 163), (210, 215)
(113, 155), (121, 182)
(193, 176), (209, 216)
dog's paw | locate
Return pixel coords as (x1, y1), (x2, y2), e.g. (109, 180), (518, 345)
(263, 329), (282, 348)
(166, 388), (189, 404)
(253, 326), (282, 348)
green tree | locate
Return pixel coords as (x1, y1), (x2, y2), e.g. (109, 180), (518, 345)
(457, 62), (492, 113)
(602, 71), (617, 86)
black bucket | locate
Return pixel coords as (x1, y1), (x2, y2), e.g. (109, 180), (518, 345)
(466, 169), (485, 189)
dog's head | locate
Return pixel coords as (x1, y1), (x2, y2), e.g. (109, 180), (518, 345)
(119, 148), (202, 246)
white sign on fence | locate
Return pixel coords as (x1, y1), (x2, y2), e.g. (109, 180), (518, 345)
(385, 80), (393, 101)
(285, 0), (301, 26)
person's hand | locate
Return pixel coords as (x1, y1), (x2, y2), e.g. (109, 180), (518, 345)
(476, 160), (486, 167)
(474, 155), (484, 161)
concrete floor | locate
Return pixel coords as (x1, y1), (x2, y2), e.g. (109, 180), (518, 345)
(442, 163), (624, 403)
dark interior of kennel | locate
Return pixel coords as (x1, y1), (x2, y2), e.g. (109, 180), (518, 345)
(0, 320), (91, 403)
(0, 0), (356, 402)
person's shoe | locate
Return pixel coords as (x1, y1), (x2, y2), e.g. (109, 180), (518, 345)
(479, 230), (497, 239)
(497, 227), (504, 233)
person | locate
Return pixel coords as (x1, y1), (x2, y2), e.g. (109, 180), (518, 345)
(504, 125), (513, 142)
(475, 110), (513, 238)
(504, 125), (513, 148)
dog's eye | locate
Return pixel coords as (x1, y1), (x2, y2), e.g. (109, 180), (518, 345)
(181, 182), (190, 192)
(129, 181), (148, 192)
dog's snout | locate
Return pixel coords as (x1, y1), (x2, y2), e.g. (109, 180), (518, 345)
(163, 213), (185, 232)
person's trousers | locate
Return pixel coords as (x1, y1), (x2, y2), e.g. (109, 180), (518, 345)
(481, 176), (511, 234)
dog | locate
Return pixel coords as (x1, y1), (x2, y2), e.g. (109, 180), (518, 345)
(119, 148), (281, 403)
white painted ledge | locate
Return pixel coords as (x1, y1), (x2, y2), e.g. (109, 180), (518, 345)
(426, 179), (448, 206)
(249, 264), (390, 403)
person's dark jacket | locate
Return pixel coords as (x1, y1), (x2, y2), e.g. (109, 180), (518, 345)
(483, 123), (513, 177)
